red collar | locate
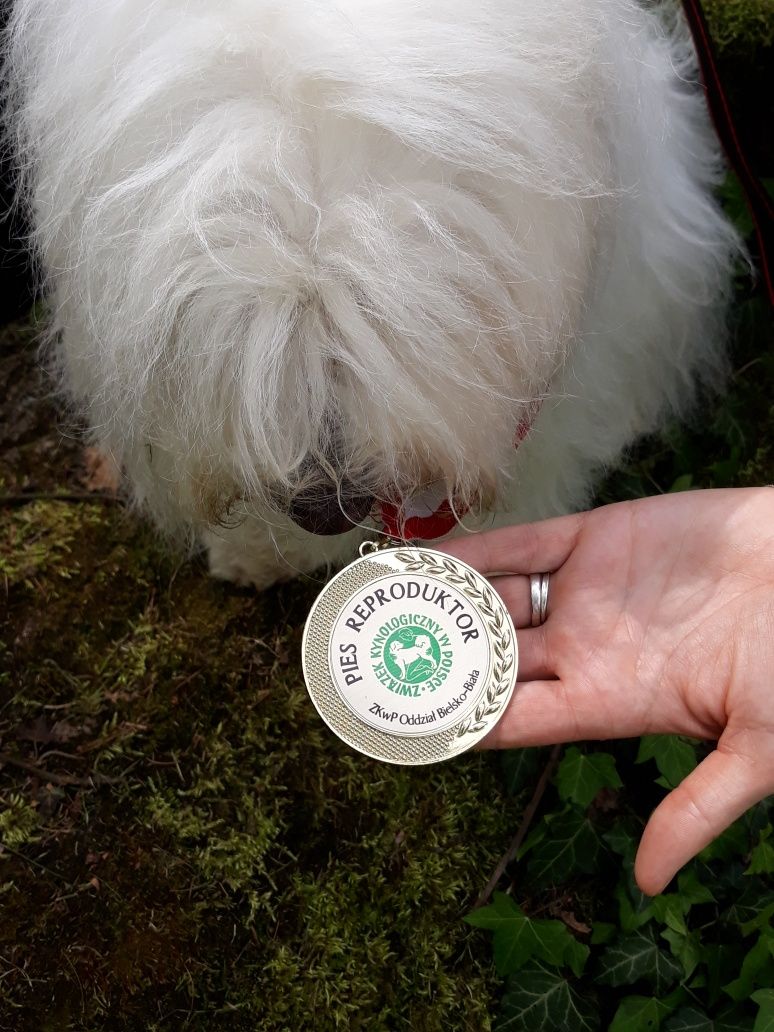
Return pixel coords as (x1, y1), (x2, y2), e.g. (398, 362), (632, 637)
(377, 411), (536, 541)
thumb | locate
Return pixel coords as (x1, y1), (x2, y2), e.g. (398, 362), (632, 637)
(634, 736), (773, 896)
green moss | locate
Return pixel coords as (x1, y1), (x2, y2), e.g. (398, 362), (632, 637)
(0, 500), (107, 586)
(704, 0), (774, 53)
(0, 794), (41, 851)
(0, 472), (513, 1027)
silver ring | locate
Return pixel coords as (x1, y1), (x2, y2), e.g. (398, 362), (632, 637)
(530, 572), (550, 626)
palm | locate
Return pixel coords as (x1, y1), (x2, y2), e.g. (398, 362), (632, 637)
(440, 488), (774, 893)
(545, 495), (761, 738)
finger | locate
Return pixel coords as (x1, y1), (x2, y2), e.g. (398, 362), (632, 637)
(634, 742), (774, 896)
(437, 511), (587, 577)
(479, 665), (668, 748)
(479, 676), (606, 748)
(489, 572), (559, 630)
(488, 574), (533, 627)
(515, 628), (556, 683)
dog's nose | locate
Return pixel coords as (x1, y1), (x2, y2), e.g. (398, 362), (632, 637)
(288, 480), (374, 535)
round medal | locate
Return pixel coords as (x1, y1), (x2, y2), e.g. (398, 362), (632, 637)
(302, 543), (518, 765)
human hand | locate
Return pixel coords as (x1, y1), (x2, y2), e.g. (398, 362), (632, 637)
(439, 488), (774, 894)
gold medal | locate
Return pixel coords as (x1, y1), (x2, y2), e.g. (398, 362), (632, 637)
(302, 543), (518, 765)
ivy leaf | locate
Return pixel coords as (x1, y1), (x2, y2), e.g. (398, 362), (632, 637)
(615, 878), (655, 932)
(708, 861), (747, 901)
(669, 474), (695, 493)
(752, 989), (774, 1032)
(747, 827), (774, 877)
(723, 929), (774, 1002)
(517, 821), (547, 860)
(664, 1005), (754, 1031)
(704, 945), (748, 1007)
(464, 892), (579, 975)
(604, 818), (641, 862)
(661, 987), (689, 1012)
(741, 902), (774, 937)
(526, 807), (604, 883)
(653, 895), (689, 935)
(661, 928), (702, 981)
(501, 747), (545, 796)
(715, 1005), (757, 1032)
(610, 996), (673, 1032)
(677, 869), (715, 907)
(496, 962), (599, 1031)
(565, 938), (590, 978)
(597, 926), (682, 995)
(715, 1009), (755, 1032)
(664, 1006), (714, 1031)
(555, 747), (623, 808)
(723, 884), (774, 929)
(721, 1007), (756, 1032)
(591, 922), (618, 945)
(636, 736), (698, 789)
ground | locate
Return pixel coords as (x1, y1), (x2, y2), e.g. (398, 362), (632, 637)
(1, 5), (773, 1030)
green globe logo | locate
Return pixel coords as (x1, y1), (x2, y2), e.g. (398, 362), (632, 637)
(382, 626), (443, 685)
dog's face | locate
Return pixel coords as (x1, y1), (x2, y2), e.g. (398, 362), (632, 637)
(244, 150), (601, 534)
(10, 0), (610, 535)
(269, 155), (598, 535)
(117, 122), (601, 536)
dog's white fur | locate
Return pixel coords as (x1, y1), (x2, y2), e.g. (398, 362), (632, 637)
(5, 0), (740, 587)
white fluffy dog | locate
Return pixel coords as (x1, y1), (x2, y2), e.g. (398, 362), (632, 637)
(4, 0), (740, 587)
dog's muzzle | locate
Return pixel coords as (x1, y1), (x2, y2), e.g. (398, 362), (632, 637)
(288, 478), (374, 535)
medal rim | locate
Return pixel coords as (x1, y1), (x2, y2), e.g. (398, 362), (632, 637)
(301, 544), (518, 766)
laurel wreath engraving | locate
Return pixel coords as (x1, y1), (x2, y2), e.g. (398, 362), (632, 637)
(394, 550), (515, 737)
